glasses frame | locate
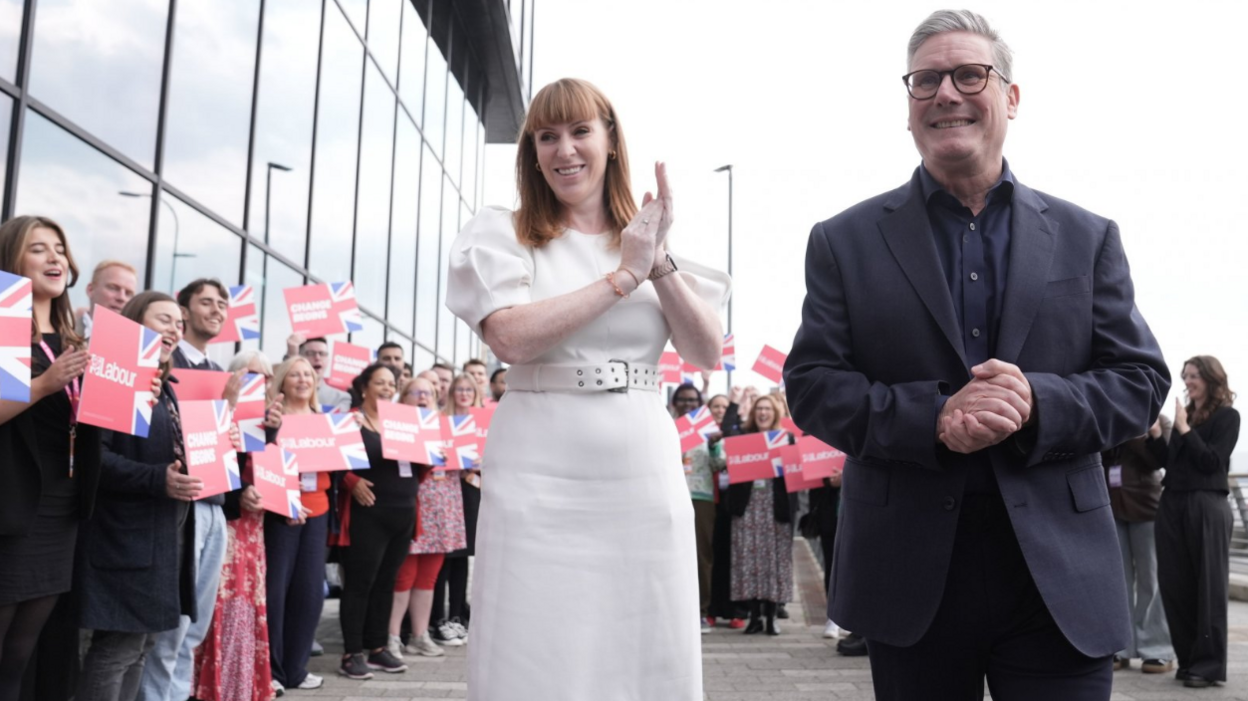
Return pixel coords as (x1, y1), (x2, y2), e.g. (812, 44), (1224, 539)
(901, 64), (1007, 100)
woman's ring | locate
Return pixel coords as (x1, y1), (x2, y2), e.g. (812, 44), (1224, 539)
(643, 218), (650, 224)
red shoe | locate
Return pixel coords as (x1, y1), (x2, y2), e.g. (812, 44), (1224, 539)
(706, 617), (716, 628)
(728, 618), (746, 629)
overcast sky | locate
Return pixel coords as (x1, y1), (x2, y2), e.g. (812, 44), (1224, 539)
(482, 0), (1248, 464)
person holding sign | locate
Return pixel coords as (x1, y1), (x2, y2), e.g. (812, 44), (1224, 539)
(670, 384), (722, 634)
(77, 291), (203, 701)
(387, 376), (465, 659)
(446, 78), (729, 700)
(264, 356), (330, 692)
(337, 364), (415, 679)
(429, 374), (483, 646)
(723, 395), (797, 636)
(0, 216), (100, 700)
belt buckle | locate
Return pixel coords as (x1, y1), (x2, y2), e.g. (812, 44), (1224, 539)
(607, 359), (630, 392)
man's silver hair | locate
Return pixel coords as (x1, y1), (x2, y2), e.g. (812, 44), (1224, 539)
(907, 10), (1013, 82)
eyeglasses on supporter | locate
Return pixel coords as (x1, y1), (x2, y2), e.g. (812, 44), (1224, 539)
(407, 390), (434, 399)
(901, 63), (1008, 100)
(453, 386), (476, 394)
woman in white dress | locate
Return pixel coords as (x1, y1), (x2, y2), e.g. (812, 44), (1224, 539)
(447, 78), (730, 701)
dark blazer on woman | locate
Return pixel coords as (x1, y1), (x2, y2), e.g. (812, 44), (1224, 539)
(721, 403), (799, 523)
(76, 380), (196, 633)
(1148, 406), (1241, 492)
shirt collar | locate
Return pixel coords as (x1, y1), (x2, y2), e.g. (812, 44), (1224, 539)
(919, 158), (1016, 209)
(177, 339), (208, 366)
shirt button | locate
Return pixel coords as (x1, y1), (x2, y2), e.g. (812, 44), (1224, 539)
(970, 272), (979, 281)
(943, 496), (957, 511)
(963, 234), (969, 243)
(971, 328), (981, 338)
(969, 223), (976, 231)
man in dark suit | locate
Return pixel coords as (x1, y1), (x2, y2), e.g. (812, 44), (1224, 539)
(783, 10), (1170, 700)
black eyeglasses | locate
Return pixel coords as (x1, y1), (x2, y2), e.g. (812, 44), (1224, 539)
(902, 64), (1007, 100)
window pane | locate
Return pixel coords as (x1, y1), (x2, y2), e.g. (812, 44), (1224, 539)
(462, 107), (479, 209)
(365, 0), (399, 84)
(351, 62), (394, 316)
(387, 117), (420, 335)
(414, 144), (438, 348)
(423, 43), (446, 158)
(162, 0), (260, 225)
(307, 5), (363, 284)
(246, 0), (321, 264)
(444, 78), (463, 188)
(337, 0), (367, 34)
(29, 0), (168, 169)
(412, 345), (433, 375)
(436, 175), (455, 359)
(151, 192), (242, 297)
(15, 110), (151, 311)
(455, 203), (472, 363)
(352, 314), (384, 354)
(0, 0), (21, 82)
(397, 0), (426, 129)
(0, 93), (10, 198)
(243, 244), (304, 361)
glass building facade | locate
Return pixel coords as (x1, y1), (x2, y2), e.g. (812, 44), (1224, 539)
(0, 0), (533, 370)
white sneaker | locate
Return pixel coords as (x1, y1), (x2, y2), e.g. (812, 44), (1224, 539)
(436, 620), (466, 646)
(403, 631), (446, 657)
(823, 619), (841, 639)
(447, 618), (469, 643)
(386, 634), (405, 659)
(270, 678), (285, 697)
(295, 673), (323, 689)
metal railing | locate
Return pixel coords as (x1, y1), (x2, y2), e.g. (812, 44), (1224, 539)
(1228, 474), (1248, 574)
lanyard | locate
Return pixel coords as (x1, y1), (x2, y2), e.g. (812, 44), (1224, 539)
(39, 339), (80, 477)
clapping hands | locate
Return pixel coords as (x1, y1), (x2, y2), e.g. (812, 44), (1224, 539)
(618, 162), (675, 286)
(937, 359), (1034, 454)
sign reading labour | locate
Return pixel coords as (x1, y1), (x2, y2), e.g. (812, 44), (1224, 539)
(283, 282), (364, 337)
(279, 413), (369, 472)
(376, 402), (443, 464)
(797, 435), (846, 481)
(180, 399), (242, 499)
(751, 344), (788, 384)
(0, 271), (33, 402)
(251, 447), (302, 519)
(212, 284), (260, 344)
(675, 405), (719, 453)
(723, 429), (790, 484)
(325, 341), (374, 391)
(78, 307), (161, 437)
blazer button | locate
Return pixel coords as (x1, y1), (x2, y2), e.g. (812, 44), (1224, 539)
(943, 496), (957, 511)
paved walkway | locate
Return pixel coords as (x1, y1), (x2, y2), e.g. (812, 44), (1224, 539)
(296, 542), (1248, 700)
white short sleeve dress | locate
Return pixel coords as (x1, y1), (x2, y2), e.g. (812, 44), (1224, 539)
(447, 206), (731, 701)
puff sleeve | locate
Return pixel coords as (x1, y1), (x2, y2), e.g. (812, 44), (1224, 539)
(669, 252), (733, 318)
(446, 206), (536, 338)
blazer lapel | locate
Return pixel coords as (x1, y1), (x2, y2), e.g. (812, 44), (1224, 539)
(878, 174), (968, 369)
(996, 183), (1056, 363)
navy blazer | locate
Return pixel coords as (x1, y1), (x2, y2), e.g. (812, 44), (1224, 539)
(784, 168), (1170, 657)
(76, 378), (196, 633)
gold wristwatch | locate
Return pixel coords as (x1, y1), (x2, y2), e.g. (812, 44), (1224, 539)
(648, 252), (678, 281)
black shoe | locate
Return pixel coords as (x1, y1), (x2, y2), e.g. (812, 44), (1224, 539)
(338, 653), (374, 680)
(776, 603), (790, 620)
(1112, 655), (1128, 670)
(367, 648), (408, 673)
(743, 616), (764, 634)
(764, 616), (780, 636)
(1141, 658), (1174, 674)
(837, 632), (868, 657)
(1183, 673), (1214, 688)
(1176, 667), (1192, 681)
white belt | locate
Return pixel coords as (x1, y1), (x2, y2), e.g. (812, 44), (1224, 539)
(507, 361), (660, 393)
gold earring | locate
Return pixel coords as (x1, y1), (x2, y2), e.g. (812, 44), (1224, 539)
(608, 150), (617, 160)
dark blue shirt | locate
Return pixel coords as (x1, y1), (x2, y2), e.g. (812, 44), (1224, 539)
(921, 160), (1015, 493)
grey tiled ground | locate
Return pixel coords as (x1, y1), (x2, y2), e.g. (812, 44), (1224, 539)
(291, 543), (1248, 700)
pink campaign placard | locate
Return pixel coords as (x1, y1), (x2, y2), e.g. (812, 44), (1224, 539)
(752, 344), (788, 384)
(441, 413), (479, 470)
(278, 413), (369, 473)
(658, 351), (683, 385)
(283, 282), (364, 337)
(212, 284), (260, 344)
(251, 447), (302, 519)
(714, 333), (736, 372)
(376, 401), (440, 464)
(780, 417), (805, 439)
(470, 405), (495, 467)
(78, 307), (161, 437)
(779, 444), (808, 493)
(170, 368), (231, 401)
(180, 399), (241, 499)
(171, 369), (267, 453)
(798, 435), (846, 481)
(675, 405), (719, 454)
(325, 341), (374, 391)
(0, 271), (33, 402)
(724, 430), (789, 484)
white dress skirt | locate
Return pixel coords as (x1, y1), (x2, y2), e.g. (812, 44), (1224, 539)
(447, 207), (731, 701)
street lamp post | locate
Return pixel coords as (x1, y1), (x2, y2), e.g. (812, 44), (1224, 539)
(714, 164), (733, 387)
(120, 191), (183, 292)
(263, 163), (293, 329)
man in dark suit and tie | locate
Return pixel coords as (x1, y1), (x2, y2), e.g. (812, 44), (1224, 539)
(783, 10), (1170, 700)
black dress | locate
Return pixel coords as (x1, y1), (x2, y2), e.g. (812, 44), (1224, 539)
(0, 334), (79, 604)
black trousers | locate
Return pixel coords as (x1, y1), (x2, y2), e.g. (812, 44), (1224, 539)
(265, 512), (328, 687)
(340, 506), (414, 654)
(432, 557), (470, 624)
(1156, 489), (1231, 681)
(866, 494), (1112, 701)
